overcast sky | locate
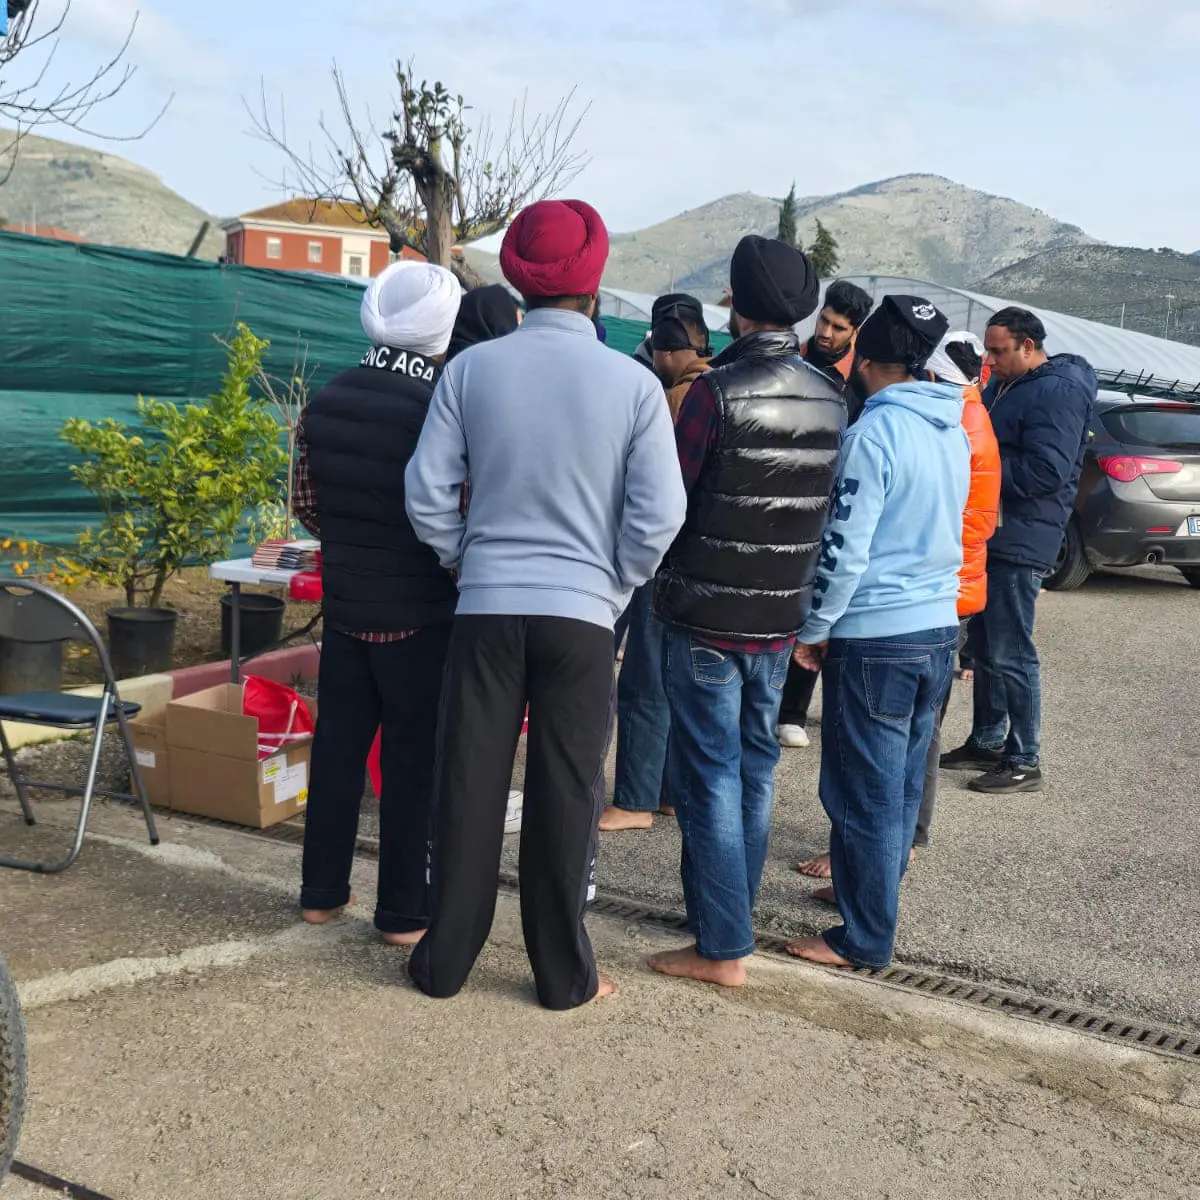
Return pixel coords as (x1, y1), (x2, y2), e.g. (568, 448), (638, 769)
(14, 0), (1198, 248)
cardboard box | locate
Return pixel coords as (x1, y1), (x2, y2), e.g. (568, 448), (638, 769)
(128, 709), (171, 809)
(165, 683), (314, 828)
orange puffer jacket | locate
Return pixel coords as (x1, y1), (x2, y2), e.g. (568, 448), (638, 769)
(959, 385), (1001, 616)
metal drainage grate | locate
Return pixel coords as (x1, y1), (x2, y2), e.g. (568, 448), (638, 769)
(178, 814), (1200, 1065)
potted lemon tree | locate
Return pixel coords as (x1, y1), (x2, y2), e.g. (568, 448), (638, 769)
(60, 325), (287, 677)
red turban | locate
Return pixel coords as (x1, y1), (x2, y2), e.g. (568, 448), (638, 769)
(500, 199), (609, 297)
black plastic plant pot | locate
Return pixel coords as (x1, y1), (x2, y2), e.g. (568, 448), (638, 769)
(106, 607), (178, 678)
(220, 592), (286, 661)
(0, 636), (64, 695)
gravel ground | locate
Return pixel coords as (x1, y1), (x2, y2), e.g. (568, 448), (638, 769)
(10, 565), (1198, 1033)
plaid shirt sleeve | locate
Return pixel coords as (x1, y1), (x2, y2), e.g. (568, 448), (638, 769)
(292, 413), (320, 539)
(674, 375), (718, 494)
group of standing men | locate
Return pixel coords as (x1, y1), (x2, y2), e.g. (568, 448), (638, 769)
(293, 195), (1098, 1010)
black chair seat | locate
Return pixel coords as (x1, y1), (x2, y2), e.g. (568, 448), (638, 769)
(0, 692), (142, 726)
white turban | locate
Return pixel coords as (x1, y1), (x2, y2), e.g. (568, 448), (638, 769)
(360, 260), (463, 357)
(927, 330), (985, 387)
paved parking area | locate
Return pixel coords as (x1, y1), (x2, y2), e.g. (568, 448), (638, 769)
(2, 804), (1198, 1200)
(8, 567), (1196, 1036)
(504, 565), (1200, 1032)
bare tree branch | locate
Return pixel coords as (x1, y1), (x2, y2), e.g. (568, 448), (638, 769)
(0, 0), (171, 187)
(246, 57), (590, 269)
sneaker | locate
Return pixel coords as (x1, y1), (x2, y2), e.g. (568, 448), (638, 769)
(504, 790), (524, 835)
(967, 763), (1044, 794)
(776, 724), (810, 749)
(940, 742), (1003, 771)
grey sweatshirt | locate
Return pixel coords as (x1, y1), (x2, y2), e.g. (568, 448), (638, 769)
(404, 307), (687, 630)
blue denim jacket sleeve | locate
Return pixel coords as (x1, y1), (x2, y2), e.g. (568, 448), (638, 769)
(798, 430), (889, 644)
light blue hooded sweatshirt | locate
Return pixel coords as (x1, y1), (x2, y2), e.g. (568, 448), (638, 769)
(798, 379), (970, 644)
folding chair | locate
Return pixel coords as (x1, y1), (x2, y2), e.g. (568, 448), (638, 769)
(0, 581), (160, 873)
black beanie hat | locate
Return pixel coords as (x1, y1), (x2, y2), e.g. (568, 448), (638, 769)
(650, 292), (709, 353)
(729, 235), (820, 327)
(447, 285), (521, 361)
(855, 295), (950, 371)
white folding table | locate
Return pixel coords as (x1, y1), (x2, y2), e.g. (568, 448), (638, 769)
(209, 558), (304, 683)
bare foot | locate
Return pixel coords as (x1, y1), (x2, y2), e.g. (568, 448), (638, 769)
(796, 853), (832, 878)
(382, 929), (426, 947)
(812, 848), (915, 898)
(658, 805), (676, 817)
(302, 894), (356, 925)
(785, 936), (854, 967)
(648, 945), (748, 988)
(589, 973), (618, 1003)
(599, 806), (654, 832)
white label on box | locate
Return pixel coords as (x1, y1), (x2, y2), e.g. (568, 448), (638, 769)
(274, 761), (308, 804)
(135, 749), (157, 769)
(261, 756), (284, 784)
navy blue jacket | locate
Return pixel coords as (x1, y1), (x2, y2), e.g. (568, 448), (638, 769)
(984, 354), (1098, 570)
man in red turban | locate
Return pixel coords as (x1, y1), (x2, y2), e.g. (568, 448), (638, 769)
(404, 199), (687, 1010)
(498, 198), (609, 298)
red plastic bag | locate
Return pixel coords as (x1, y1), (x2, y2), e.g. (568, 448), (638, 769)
(243, 675), (315, 759)
(366, 707), (527, 799)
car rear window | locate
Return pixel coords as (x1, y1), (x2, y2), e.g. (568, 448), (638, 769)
(1100, 405), (1200, 449)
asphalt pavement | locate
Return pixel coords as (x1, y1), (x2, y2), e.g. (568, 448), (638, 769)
(2, 804), (1198, 1200)
(499, 564), (1200, 1033)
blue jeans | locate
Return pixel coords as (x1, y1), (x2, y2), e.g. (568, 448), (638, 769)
(820, 628), (957, 969)
(969, 563), (1044, 768)
(662, 628), (791, 961)
(613, 583), (669, 813)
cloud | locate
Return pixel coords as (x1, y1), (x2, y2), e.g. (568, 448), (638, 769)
(41, 0), (227, 86)
(748, 0), (1200, 44)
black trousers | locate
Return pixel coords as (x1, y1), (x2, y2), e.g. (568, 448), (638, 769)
(779, 660), (819, 728)
(409, 615), (614, 1011)
(914, 618), (970, 848)
(301, 626), (451, 934)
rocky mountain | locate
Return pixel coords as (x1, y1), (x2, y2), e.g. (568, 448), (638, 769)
(603, 175), (1098, 299)
(465, 174), (1098, 302)
(975, 245), (1200, 349)
(0, 128), (223, 258)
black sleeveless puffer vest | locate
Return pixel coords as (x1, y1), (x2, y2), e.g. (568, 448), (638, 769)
(654, 331), (846, 640)
(304, 346), (459, 634)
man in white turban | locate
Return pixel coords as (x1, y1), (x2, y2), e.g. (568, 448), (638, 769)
(360, 259), (464, 358)
(291, 256), (463, 949)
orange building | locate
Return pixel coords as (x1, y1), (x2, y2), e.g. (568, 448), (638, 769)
(7, 224), (86, 244)
(221, 200), (398, 279)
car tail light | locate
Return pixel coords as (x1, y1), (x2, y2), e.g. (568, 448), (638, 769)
(1098, 455), (1184, 483)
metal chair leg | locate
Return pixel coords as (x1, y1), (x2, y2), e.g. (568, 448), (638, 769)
(53, 691), (113, 874)
(0, 719), (36, 827)
(114, 697), (160, 847)
(0, 694), (113, 874)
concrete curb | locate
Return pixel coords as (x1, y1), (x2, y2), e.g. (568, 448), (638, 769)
(1, 673), (173, 749)
(168, 642), (320, 698)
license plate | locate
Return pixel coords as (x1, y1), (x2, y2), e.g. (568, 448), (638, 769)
(1190, 516), (1200, 536)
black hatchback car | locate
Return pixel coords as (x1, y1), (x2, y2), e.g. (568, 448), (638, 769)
(1045, 374), (1200, 590)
